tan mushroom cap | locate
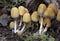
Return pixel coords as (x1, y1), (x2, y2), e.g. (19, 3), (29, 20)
(11, 7), (19, 18)
(38, 4), (46, 16)
(56, 10), (60, 21)
(48, 3), (58, 13)
(43, 8), (55, 19)
(9, 22), (14, 29)
(44, 18), (51, 27)
(18, 6), (26, 16)
(31, 11), (39, 22)
(23, 13), (31, 23)
(17, 30), (23, 36)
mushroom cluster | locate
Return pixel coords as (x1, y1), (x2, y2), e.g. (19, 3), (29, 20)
(9, 6), (30, 36)
(9, 3), (59, 36)
(38, 3), (58, 35)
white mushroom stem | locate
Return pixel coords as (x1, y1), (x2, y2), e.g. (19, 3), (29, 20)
(42, 26), (48, 34)
(16, 23), (26, 33)
(19, 19), (22, 27)
(14, 20), (17, 33)
(19, 17), (22, 27)
(39, 17), (43, 35)
(21, 24), (26, 32)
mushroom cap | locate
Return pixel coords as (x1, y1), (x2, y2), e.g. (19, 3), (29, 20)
(18, 6), (26, 16)
(48, 3), (58, 13)
(23, 13), (31, 23)
(31, 11), (39, 22)
(37, 4), (46, 16)
(17, 30), (22, 36)
(56, 10), (60, 21)
(9, 22), (14, 29)
(44, 18), (51, 27)
(43, 8), (55, 19)
(11, 7), (19, 18)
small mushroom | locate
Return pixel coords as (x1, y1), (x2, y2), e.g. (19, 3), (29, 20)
(22, 13), (31, 32)
(23, 13), (31, 23)
(9, 21), (14, 36)
(31, 11), (39, 22)
(37, 4), (46, 16)
(17, 30), (23, 36)
(18, 6), (29, 27)
(18, 6), (25, 27)
(9, 21), (14, 29)
(18, 6), (26, 16)
(9, 21), (18, 34)
(37, 4), (46, 35)
(11, 7), (19, 33)
(43, 8), (55, 19)
(56, 10), (60, 21)
(11, 7), (19, 19)
(39, 17), (43, 35)
(48, 3), (58, 13)
(17, 13), (31, 36)
(43, 18), (51, 34)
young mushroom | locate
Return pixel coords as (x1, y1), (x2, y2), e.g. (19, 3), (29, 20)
(18, 6), (25, 27)
(17, 13), (31, 36)
(38, 4), (46, 16)
(11, 7), (19, 33)
(9, 21), (14, 32)
(43, 8), (55, 19)
(31, 11), (39, 22)
(18, 6), (29, 27)
(39, 17), (44, 35)
(37, 4), (46, 35)
(48, 3), (58, 13)
(43, 18), (51, 34)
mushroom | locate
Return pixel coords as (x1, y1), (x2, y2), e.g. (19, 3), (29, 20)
(9, 21), (14, 33)
(56, 10), (60, 21)
(17, 30), (23, 36)
(31, 11), (39, 22)
(48, 3), (58, 13)
(31, 11), (39, 30)
(37, 4), (46, 35)
(11, 7), (19, 33)
(39, 17), (43, 35)
(17, 13), (31, 36)
(37, 4), (46, 16)
(18, 6), (29, 27)
(43, 8), (55, 19)
(43, 18), (51, 34)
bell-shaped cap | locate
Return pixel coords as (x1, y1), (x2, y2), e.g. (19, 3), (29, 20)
(31, 11), (39, 22)
(11, 7), (19, 18)
(18, 6), (26, 16)
(43, 8), (55, 19)
(37, 4), (46, 16)
(9, 21), (14, 29)
(23, 13), (31, 23)
(48, 3), (58, 13)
